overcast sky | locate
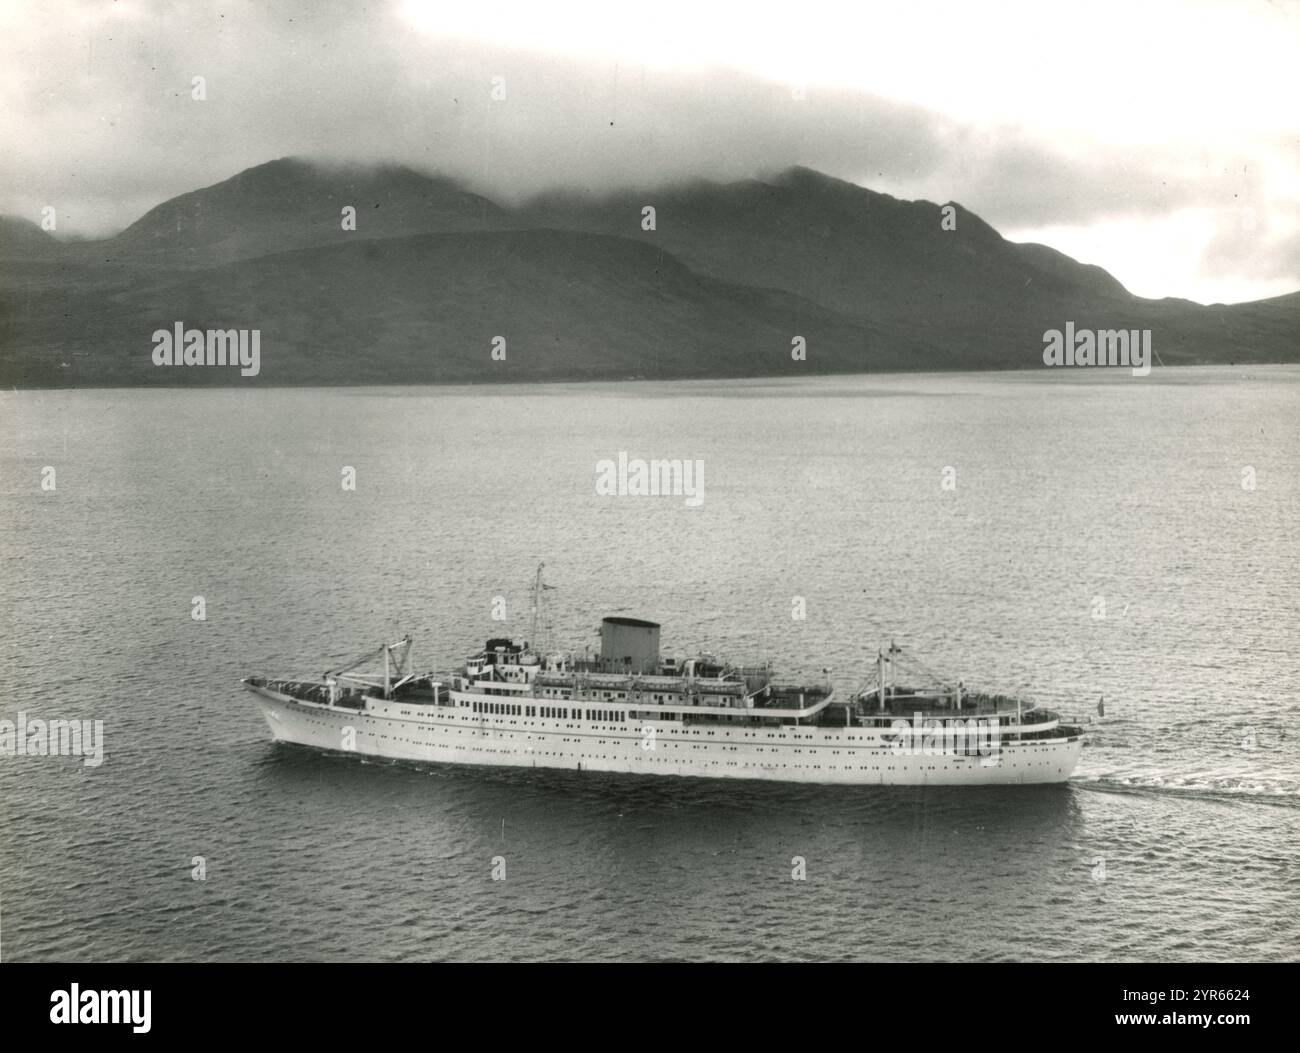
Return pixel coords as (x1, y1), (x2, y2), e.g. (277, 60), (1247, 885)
(2, 0), (1297, 304)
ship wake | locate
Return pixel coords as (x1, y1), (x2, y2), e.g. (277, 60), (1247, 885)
(1072, 762), (1300, 805)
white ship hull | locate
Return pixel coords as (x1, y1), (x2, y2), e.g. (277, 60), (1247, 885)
(247, 684), (1083, 786)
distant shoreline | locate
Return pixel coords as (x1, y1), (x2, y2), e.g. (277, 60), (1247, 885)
(6, 360), (1298, 395)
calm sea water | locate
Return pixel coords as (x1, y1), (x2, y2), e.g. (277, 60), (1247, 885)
(1, 368), (1298, 962)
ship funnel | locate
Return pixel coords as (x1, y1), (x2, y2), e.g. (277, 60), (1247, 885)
(599, 616), (660, 674)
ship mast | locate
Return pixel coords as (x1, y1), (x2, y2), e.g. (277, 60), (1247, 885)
(529, 563), (556, 654)
(877, 647), (886, 712)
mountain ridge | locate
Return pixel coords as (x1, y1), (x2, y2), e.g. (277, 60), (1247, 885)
(1, 157), (1295, 386)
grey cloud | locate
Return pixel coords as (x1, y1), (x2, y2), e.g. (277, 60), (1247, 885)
(1200, 208), (1300, 284)
(0, 0), (1295, 298)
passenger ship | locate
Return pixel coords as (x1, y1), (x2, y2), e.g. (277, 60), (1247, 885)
(243, 568), (1085, 785)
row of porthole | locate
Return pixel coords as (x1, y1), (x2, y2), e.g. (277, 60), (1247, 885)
(308, 714), (1068, 760)
(323, 721), (1065, 758)
(438, 729), (1063, 759)
(351, 713), (1063, 750)
(348, 734), (1064, 772)
(296, 723), (1065, 774)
